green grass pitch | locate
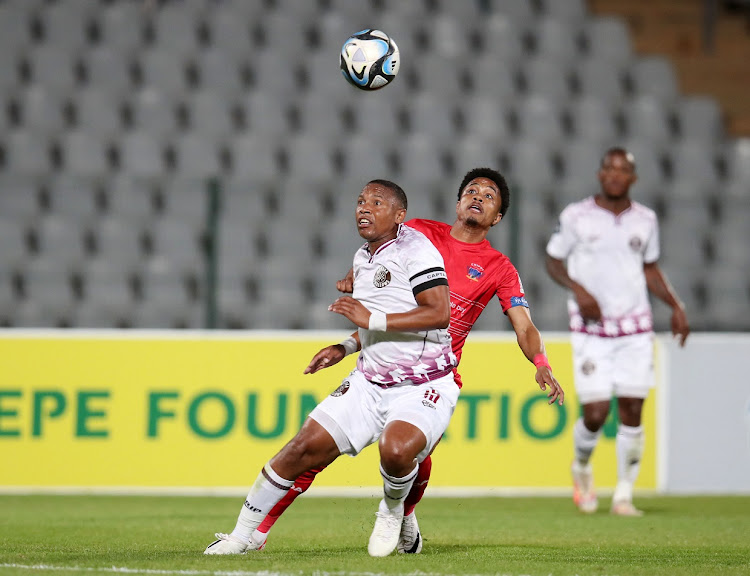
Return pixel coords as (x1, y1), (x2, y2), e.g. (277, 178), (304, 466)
(1, 494), (749, 576)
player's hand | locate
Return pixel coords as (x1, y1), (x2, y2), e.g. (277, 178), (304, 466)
(573, 285), (601, 321)
(535, 367), (564, 405)
(671, 305), (690, 347)
(304, 345), (346, 374)
(328, 296), (370, 328)
(336, 268), (354, 293)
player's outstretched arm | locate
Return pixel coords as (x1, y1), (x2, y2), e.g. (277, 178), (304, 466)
(644, 262), (690, 346)
(507, 306), (564, 405)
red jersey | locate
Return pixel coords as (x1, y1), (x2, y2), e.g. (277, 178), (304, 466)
(405, 219), (529, 387)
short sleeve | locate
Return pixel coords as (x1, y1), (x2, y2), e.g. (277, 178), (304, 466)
(496, 264), (529, 312)
(546, 207), (576, 260)
(643, 214), (660, 264)
(405, 235), (448, 297)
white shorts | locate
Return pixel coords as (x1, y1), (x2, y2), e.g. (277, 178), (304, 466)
(571, 332), (655, 404)
(309, 369), (459, 462)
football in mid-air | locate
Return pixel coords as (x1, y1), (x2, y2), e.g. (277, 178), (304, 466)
(340, 29), (400, 91)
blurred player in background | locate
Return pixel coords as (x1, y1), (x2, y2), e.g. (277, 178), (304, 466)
(206, 179), (460, 557)
(243, 168), (564, 553)
(545, 147), (690, 517)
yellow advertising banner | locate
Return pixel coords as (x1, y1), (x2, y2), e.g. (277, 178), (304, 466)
(0, 332), (656, 490)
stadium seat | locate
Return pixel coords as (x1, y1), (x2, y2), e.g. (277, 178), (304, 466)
(90, 217), (146, 269)
(193, 48), (245, 99)
(103, 175), (158, 226)
(582, 15), (633, 68)
(478, 13), (525, 65)
(26, 46), (79, 97)
(530, 17), (583, 65)
(0, 215), (31, 271)
(16, 86), (66, 137)
(3, 130), (53, 176)
(574, 57), (627, 105)
(668, 139), (722, 188)
(183, 89), (235, 144)
(80, 47), (133, 98)
(117, 131), (167, 179)
(148, 3), (200, 59)
(404, 93), (458, 140)
(458, 95), (513, 143)
(95, 1), (145, 56)
(39, 0), (92, 54)
(136, 49), (190, 98)
(621, 95), (674, 147)
(565, 96), (620, 145)
(128, 88), (180, 139)
(45, 174), (101, 223)
(522, 57), (573, 101)
(676, 95), (725, 143)
(59, 131), (110, 179)
(629, 56), (680, 104)
(72, 86), (125, 139)
(171, 134), (221, 179)
(514, 94), (565, 146)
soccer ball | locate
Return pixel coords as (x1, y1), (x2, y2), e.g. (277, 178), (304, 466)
(340, 29), (400, 91)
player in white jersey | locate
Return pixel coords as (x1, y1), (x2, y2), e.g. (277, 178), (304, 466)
(204, 179), (457, 558)
(546, 147), (689, 516)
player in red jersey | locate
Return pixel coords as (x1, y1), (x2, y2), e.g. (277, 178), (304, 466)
(244, 168), (564, 553)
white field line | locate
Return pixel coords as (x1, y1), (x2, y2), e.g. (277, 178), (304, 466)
(0, 565), (565, 576)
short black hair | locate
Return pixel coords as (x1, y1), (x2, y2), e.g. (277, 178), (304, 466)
(601, 147), (636, 171)
(369, 179), (408, 210)
(457, 167), (510, 218)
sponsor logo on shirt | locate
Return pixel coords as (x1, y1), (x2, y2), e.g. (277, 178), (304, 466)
(373, 265), (391, 288)
(422, 388), (440, 409)
(510, 296), (528, 308)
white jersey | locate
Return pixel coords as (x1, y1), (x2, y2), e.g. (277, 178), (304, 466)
(352, 224), (456, 387)
(546, 196), (659, 338)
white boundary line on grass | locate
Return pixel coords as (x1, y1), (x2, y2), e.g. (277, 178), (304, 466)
(0, 565), (540, 576)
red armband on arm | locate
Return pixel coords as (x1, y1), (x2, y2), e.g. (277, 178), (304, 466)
(533, 353), (551, 370)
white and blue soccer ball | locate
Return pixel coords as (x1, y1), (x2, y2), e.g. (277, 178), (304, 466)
(340, 29), (400, 91)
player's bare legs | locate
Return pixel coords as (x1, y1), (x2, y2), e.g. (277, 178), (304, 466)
(612, 397), (645, 516)
(205, 419), (340, 555)
(368, 420), (425, 557)
(572, 400), (609, 513)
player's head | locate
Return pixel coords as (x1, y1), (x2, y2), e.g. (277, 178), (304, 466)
(456, 168), (510, 228)
(356, 179), (407, 247)
(598, 147), (637, 200)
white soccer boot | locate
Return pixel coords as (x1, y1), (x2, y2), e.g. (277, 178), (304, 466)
(203, 533), (249, 555)
(368, 500), (404, 557)
(611, 500), (644, 517)
(571, 460), (598, 514)
(397, 511), (422, 554)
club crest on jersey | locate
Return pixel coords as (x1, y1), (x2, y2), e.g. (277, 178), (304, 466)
(629, 236), (643, 251)
(373, 265), (391, 288)
(466, 264), (484, 281)
(331, 380), (350, 397)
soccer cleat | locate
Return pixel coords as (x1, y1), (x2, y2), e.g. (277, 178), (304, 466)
(247, 531), (268, 551)
(367, 502), (404, 557)
(611, 500), (644, 517)
(397, 512), (422, 554)
(571, 460), (598, 514)
(203, 532), (249, 555)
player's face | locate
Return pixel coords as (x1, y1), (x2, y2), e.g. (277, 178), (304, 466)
(356, 183), (406, 248)
(598, 152), (636, 199)
(456, 177), (502, 228)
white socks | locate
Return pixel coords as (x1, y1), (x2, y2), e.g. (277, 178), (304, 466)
(380, 463), (418, 511)
(614, 424), (644, 503)
(231, 463), (294, 542)
(573, 418), (601, 466)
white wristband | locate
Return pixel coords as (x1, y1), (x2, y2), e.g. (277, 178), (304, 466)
(368, 310), (387, 332)
(338, 336), (358, 357)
